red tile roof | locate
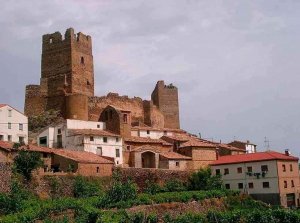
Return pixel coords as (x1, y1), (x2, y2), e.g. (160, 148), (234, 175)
(180, 138), (217, 148)
(53, 149), (113, 164)
(131, 126), (186, 133)
(160, 151), (191, 160)
(0, 104), (7, 108)
(131, 145), (162, 153)
(68, 129), (120, 137)
(161, 134), (191, 142)
(124, 136), (172, 146)
(211, 151), (299, 166)
(0, 141), (13, 151)
(217, 143), (245, 152)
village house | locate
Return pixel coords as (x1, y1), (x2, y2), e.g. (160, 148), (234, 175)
(228, 140), (257, 153)
(37, 119), (123, 166)
(0, 141), (114, 177)
(211, 150), (300, 208)
(0, 104), (28, 144)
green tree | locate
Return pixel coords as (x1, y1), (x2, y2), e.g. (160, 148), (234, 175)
(13, 150), (43, 180)
(188, 167), (222, 190)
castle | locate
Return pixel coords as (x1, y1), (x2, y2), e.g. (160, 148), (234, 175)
(24, 28), (180, 130)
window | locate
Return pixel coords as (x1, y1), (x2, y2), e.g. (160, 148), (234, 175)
(238, 183), (243, 189)
(19, 124), (23, 131)
(103, 137), (107, 143)
(81, 56), (84, 64)
(237, 167), (243, 174)
(43, 153), (48, 158)
(49, 38), (53, 43)
(248, 182), (254, 189)
(116, 137), (119, 142)
(164, 131), (167, 135)
(97, 124), (100, 128)
(19, 137), (24, 144)
(282, 164), (286, 172)
(216, 169), (221, 175)
(261, 165), (268, 172)
(291, 180), (295, 188)
(290, 164), (293, 172)
(57, 129), (62, 134)
(147, 130), (150, 135)
(116, 148), (120, 158)
(123, 114), (128, 123)
(90, 136), (94, 141)
(0, 135), (3, 141)
(127, 145), (131, 150)
(175, 161), (180, 167)
(284, 181), (287, 188)
(225, 184), (230, 189)
(8, 135), (12, 142)
(39, 137), (47, 145)
(224, 168), (229, 175)
(8, 110), (12, 117)
(96, 167), (99, 173)
(263, 182), (270, 188)
(96, 147), (102, 156)
(247, 166), (253, 173)
(8, 122), (11, 129)
(87, 80), (90, 86)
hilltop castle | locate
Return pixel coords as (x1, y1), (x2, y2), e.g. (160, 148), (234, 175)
(24, 28), (180, 130)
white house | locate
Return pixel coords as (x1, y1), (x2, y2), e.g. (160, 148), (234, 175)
(131, 126), (178, 139)
(37, 119), (123, 166)
(211, 151), (300, 208)
(0, 104), (28, 144)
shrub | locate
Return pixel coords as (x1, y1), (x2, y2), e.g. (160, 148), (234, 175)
(144, 179), (162, 195)
(73, 176), (102, 198)
(188, 167), (222, 190)
(13, 150), (44, 180)
(162, 179), (187, 192)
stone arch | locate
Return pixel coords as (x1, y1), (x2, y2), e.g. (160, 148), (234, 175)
(141, 151), (156, 168)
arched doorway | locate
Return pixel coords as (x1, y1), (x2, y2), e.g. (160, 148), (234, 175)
(141, 151), (156, 168)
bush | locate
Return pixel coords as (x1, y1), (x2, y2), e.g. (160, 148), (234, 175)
(144, 180), (162, 195)
(13, 150), (43, 180)
(162, 179), (187, 192)
(188, 168), (222, 190)
(73, 176), (102, 198)
(101, 170), (137, 205)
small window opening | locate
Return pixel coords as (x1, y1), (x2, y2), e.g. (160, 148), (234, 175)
(87, 80), (90, 86)
(49, 38), (53, 43)
(96, 167), (99, 173)
(123, 114), (128, 123)
(175, 161), (180, 167)
(81, 56), (85, 64)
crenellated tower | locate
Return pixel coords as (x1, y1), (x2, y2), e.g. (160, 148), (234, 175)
(25, 28), (94, 120)
(151, 80), (180, 129)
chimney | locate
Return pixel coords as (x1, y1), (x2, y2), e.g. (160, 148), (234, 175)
(285, 149), (290, 156)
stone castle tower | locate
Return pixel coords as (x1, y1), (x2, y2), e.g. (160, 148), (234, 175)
(25, 28), (180, 129)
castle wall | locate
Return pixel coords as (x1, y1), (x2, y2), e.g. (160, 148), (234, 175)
(24, 85), (46, 117)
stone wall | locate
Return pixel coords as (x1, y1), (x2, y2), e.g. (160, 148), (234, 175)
(119, 167), (191, 191)
(24, 85), (46, 117)
(0, 163), (11, 193)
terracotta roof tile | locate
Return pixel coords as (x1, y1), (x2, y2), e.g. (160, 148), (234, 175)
(211, 151), (299, 166)
(0, 141), (13, 151)
(53, 149), (114, 164)
(217, 143), (245, 152)
(0, 104), (7, 108)
(124, 136), (172, 146)
(160, 152), (191, 160)
(68, 129), (120, 137)
(180, 138), (217, 148)
(161, 134), (191, 142)
(131, 145), (161, 153)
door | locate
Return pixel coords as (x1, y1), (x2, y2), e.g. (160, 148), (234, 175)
(287, 193), (296, 207)
(57, 135), (62, 148)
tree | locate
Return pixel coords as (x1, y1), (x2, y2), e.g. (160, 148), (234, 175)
(13, 150), (43, 180)
(188, 167), (223, 190)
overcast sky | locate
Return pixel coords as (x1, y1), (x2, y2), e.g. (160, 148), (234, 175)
(0, 0), (299, 155)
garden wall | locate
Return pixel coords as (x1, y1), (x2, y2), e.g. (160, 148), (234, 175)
(0, 162), (12, 193)
(119, 168), (191, 191)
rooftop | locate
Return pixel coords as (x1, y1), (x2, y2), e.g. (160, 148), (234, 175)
(160, 151), (191, 160)
(124, 136), (172, 146)
(68, 129), (120, 137)
(211, 151), (299, 166)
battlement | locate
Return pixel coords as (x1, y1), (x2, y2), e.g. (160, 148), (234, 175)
(42, 28), (92, 50)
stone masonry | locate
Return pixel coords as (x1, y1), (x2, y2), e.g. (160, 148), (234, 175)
(24, 28), (180, 129)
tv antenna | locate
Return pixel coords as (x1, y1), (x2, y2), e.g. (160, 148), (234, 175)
(264, 137), (270, 150)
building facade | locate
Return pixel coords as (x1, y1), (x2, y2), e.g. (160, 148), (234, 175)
(211, 151), (300, 208)
(0, 104), (28, 144)
(37, 119), (123, 166)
